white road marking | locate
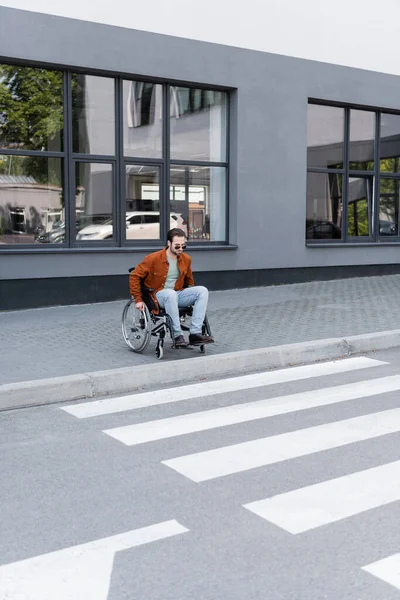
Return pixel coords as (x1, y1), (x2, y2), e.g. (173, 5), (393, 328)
(104, 373), (400, 446)
(244, 461), (400, 534)
(163, 405), (400, 482)
(362, 553), (400, 591)
(0, 520), (188, 600)
(60, 357), (385, 418)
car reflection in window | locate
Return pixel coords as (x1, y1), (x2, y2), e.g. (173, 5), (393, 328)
(379, 220), (397, 236)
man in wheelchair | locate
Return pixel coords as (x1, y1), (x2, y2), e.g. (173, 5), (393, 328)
(129, 228), (214, 348)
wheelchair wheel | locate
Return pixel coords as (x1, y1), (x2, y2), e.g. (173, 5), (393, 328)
(122, 299), (152, 353)
(156, 339), (164, 360)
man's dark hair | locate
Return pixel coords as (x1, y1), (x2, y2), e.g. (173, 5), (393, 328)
(167, 228), (187, 244)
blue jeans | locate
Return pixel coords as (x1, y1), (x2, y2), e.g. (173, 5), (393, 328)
(156, 286), (209, 337)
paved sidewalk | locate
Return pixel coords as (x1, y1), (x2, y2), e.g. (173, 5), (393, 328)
(2, 274), (400, 387)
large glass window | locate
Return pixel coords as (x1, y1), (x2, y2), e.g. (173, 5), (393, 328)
(307, 105), (344, 169)
(307, 101), (400, 244)
(123, 81), (162, 158)
(170, 166), (226, 242)
(124, 165), (162, 240)
(170, 87), (227, 162)
(306, 172), (342, 240)
(347, 176), (372, 237)
(75, 163), (113, 241)
(379, 178), (400, 236)
(72, 74), (115, 156)
(380, 113), (400, 173)
(349, 110), (375, 171)
(0, 62), (229, 249)
(0, 155), (63, 245)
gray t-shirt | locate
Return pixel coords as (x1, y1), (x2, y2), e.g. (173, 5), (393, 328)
(164, 257), (179, 290)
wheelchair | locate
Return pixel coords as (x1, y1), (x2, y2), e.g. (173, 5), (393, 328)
(121, 268), (212, 360)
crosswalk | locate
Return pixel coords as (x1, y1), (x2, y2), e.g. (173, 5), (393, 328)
(61, 356), (400, 594)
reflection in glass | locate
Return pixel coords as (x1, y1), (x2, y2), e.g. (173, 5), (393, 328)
(170, 166), (226, 241)
(75, 163), (113, 241)
(307, 104), (344, 169)
(380, 113), (400, 173)
(349, 110), (375, 170)
(0, 64), (63, 152)
(348, 177), (372, 237)
(306, 172), (342, 240)
(379, 178), (399, 236)
(72, 74), (115, 155)
(124, 165), (162, 240)
(170, 87), (227, 161)
(123, 81), (162, 158)
(0, 155), (63, 244)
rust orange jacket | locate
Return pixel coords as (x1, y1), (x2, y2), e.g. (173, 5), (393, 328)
(129, 248), (195, 311)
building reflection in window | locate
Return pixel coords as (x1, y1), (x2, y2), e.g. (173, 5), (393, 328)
(75, 163), (113, 242)
(72, 74), (115, 156)
(307, 104), (344, 169)
(123, 81), (162, 158)
(169, 165), (226, 242)
(0, 155), (64, 244)
(306, 172), (343, 240)
(349, 110), (375, 171)
(170, 87), (227, 162)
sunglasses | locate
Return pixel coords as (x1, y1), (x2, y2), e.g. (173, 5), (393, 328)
(173, 244), (187, 249)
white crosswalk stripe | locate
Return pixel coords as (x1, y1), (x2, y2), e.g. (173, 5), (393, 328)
(62, 356), (400, 565)
(104, 373), (400, 446)
(61, 356), (384, 418)
(362, 553), (400, 591)
(162, 406), (400, 481)
(244, 460), (400, 534)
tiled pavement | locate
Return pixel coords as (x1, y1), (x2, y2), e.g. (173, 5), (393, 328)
(2, 274), (400, 385)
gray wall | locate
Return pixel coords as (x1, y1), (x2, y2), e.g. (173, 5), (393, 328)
(2, 5), (400, 283)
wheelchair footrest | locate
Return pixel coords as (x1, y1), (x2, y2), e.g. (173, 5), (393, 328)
(189, 339), (214, 346)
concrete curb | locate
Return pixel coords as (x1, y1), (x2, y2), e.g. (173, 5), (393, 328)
(2, 329), (400, 411)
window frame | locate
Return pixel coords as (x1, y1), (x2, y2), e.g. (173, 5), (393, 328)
(0, 60), (230, 252)
(307, 99), (400, 246)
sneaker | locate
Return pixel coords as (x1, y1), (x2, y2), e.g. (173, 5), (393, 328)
(174, 335), (189, 348)
(189, 333), (214, 345)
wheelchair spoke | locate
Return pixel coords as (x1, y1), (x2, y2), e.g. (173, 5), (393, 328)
(122, 300), (152, 353)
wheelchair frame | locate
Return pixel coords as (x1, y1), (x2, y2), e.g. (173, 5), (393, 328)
(122, 270), (212, 360)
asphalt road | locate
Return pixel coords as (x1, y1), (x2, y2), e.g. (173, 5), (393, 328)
(2, 348), (400, 599)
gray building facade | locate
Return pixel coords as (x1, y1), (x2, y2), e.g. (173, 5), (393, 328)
(1, 6), (400, 309)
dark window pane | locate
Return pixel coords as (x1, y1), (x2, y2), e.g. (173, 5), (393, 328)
(307, 105), (344, 169)
(0, 155), (64, 244)
(380, 113), (400, 173)
(72, 74), (115, 155)
(348, 176), (373, 237)
(349, 110), (375, 170)
(75, 163), (113, 241)
(124, 164), (161, 240)
(379, 178), (399, 236)
(0, 64), (63, 152)
(123, 81), (162, 158)
(170, 87), (227, 161)
(170, 165), (226, 242)
(306, 172), (343, 240)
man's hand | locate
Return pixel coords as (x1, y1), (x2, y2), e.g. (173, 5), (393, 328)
(135, 301), (145, 311)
